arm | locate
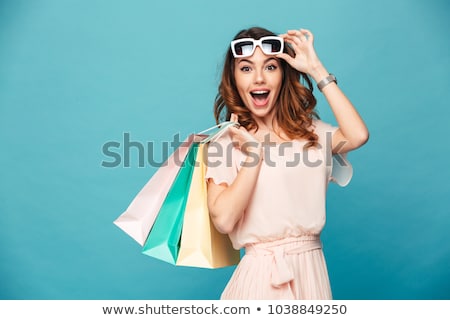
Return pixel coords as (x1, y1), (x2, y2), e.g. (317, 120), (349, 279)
(309, 64), (369, 153)
(279, 29), (369, 153)
(207, 114), (263, 234)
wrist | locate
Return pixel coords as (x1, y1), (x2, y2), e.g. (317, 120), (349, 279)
(309, 62), (329, 83)
(316, 74), (337, 92)
(248, 143), (263, 159)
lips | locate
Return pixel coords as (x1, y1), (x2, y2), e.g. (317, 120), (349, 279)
(250, 90), (270, 107)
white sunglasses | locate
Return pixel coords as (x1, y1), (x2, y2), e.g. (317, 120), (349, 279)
(230, 36), (284, 58)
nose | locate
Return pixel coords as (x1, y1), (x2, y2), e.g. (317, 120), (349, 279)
(252, 47), (266, 84)
(254, 69), (265, 84)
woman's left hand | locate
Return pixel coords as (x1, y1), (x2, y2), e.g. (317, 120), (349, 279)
(277, 29), (323, 76)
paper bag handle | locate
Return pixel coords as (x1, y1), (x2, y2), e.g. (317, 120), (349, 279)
(197, 121), (239, 144)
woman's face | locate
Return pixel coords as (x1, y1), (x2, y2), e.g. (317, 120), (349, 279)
(234, 47), (282, 120)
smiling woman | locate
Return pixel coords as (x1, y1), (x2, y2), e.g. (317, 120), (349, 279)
(205, 26), (369, 300)
(0, 0), (448, 303)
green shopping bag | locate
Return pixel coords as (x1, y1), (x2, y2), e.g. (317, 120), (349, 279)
(141, 140), (200, 264)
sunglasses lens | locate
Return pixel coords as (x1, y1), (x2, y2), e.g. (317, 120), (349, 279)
(261, 39), (282, 54)
(233, 40), (254, 56)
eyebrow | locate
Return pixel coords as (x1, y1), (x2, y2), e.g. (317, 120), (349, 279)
(237, 57), (278, 65)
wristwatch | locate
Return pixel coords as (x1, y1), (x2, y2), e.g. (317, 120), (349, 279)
(317, 74), (337, 92)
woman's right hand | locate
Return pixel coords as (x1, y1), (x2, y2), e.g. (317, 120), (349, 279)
(228, 113), (263, 159)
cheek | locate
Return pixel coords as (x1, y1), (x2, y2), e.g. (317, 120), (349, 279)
(270, 74), (283, 97)
(234, 75), (249, 99)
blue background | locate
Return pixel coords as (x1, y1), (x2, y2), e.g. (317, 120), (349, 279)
(0, 0), (449, 299)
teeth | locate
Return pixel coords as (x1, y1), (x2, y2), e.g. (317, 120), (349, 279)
(252, 91), (269, 94)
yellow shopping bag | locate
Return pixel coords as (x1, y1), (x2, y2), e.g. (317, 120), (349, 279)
(176, 142), (240, 268)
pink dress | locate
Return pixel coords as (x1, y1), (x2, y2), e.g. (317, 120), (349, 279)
(205, 120), (352, 300)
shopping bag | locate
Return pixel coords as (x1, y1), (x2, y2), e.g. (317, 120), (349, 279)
(113, 134), (196, 246)
(177, 142), (240, 268)
(141, 139), (201, 264)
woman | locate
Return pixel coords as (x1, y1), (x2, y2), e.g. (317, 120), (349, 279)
(205, 26), (368, 299)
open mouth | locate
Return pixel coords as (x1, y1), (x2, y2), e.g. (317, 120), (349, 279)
(250, 90), (270, 106)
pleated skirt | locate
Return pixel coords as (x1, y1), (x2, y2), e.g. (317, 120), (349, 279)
(221, 235), (332, 300)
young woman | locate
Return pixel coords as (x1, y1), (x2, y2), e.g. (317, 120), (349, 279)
(205, 26), (369, 299)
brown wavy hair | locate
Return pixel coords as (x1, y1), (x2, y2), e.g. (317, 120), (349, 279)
(214, 26), (319, 147)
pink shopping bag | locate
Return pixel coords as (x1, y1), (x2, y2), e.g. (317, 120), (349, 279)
(114, 134), (196, 246)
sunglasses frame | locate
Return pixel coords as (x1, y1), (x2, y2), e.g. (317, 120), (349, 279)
(230, 36), (284, 58)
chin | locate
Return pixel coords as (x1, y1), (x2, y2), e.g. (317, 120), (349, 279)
(247, 104), (275, 118)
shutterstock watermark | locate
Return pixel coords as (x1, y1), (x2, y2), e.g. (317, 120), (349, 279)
(100, 132), (348, 168)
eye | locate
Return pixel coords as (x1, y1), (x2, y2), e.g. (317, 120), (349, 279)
(266, 64), (278, 71)
(240, 66), (251, 72)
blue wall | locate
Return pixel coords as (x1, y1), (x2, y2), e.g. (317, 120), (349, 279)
(0, 0), (448, 299)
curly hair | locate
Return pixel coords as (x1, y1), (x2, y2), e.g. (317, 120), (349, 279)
(214, 26), (319, 147)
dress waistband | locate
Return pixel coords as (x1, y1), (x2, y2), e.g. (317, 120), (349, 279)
(245, 235), (321, 255)
(244, 235), (322, 298)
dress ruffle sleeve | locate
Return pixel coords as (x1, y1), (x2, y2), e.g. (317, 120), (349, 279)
(330, 152), (353, 186)
(312, 119), (353, 187)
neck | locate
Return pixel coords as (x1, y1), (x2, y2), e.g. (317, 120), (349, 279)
(254, 110), (277, 132)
